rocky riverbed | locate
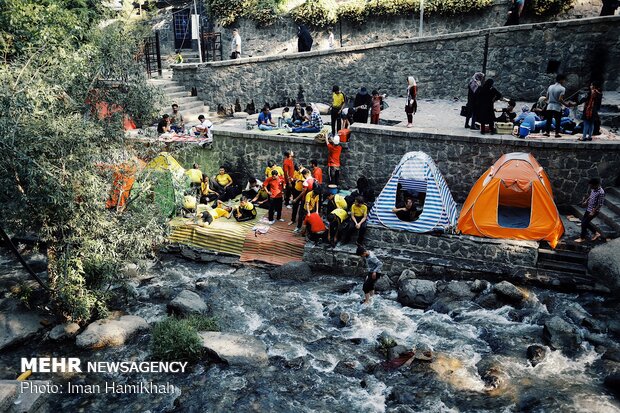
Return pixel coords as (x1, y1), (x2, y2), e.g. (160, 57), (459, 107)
(1, 250), (620, 412)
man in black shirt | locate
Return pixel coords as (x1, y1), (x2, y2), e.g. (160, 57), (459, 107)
(157, 114), (170, 134)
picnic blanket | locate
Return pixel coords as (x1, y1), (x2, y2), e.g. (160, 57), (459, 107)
(157, 133), (212, 145)
(168, 209), (267, 256)
(240, 208), (306, 265)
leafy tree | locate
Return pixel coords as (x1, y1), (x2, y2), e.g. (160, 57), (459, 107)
(0, 12), (165, 323)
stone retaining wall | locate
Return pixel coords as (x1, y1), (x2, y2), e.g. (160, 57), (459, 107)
(302, 225), (539, 279)
(172, 16), (620, 109)
(198, 126), (620, 207)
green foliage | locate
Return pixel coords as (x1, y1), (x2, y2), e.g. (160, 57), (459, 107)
(336, 1), (368, 25)
(0, 12), (165, 323)
(207, 0), (286, 27)
(206, 0), (246, 27)
(0, 0), (104, 60)
(527, 0), (575, 16)
(290, 0), (338, 28)
(151, 316), (219, 362)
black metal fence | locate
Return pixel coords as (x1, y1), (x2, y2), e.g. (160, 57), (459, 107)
(200, 31), (222, 62)
(143, 31), (162, 78)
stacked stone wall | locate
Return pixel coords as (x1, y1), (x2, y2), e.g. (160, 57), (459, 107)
(172, 16), (620, 109)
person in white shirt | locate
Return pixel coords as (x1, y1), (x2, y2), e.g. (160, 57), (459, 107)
(230, 28), (241, 59)
(193, 115), (213, 140)
(327, 28), (334, 49)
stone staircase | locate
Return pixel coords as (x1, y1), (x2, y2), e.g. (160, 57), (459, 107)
(179, 49), (201, 64)
(600, 91), (620, 131)
(569, 185), (620, 240)
(147, 71), (213, 124)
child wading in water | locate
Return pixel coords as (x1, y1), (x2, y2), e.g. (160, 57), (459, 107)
(356, 246), (383, 305)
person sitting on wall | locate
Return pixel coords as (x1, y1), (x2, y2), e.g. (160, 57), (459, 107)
(157, 114), (171, 134)
(513, 106), (539, 136)
(251, 187), (270, 209)
(231, 196), (257, 222)
(281, 107), (292, 127)
(392, 196), (422, 222)
(346, 196), (368, 246)
(290, 103), (305, 126)
(185, 163), (203, 190)
(257, 106), (278, 131)
(302, 212), (328, 244)
(285, 105), (323, 134)
(325, 191), (348, 217)
(193, 115), (213, 140)
(531, 96), (547, 120)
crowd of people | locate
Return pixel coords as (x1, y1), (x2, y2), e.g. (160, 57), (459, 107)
(463, 73), (604, 141)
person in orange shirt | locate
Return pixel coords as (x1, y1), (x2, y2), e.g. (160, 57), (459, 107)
(282, 150), (295, 208)
(263, 169), (285, 224)
(293, 168), (314, 233)
(326, 135), (342, 185)
(310, 159), (323, 184)
(302, 212), (328, 244)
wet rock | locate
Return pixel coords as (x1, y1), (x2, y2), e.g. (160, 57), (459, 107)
(441, 281), (476, 301)
(377, 331), (398, 348)
(475, 292), (502, 310)
(339, 312), (351, 326)
(582, 317), (606, 334)
(493, 281), (527, 302)
(333, 360), (363, 377)
(565, 304), (589, 325)
(588, 238), (620, 293)
(374, 275), (394, 292)
(471, 279), (490, 293)
(284, 356), (305, 370)
(76, 315), (149, 349)
(49, 322), (80, 341)
(526, 344), (547, 367)
(603, 348), (620, 363)
(199, 332), (268, 366)
(269, 261), (312, 281)
(167, 290), (207, 316)
(0, 299), (47, 351)
(604, 373), (620, 397)
(397, 279), (436, 309)
(397, 269), (416, 284)
(388, 345), (410, 361)
(195, 278), (209, 290)
(542, 316), (582, 354)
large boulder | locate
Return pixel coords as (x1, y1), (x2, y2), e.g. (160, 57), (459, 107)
(199, 332), (268, 366)
(526, 344), (547, 367)
(270, 261), (313, 281)
(0, 300), (46, 351)
(167, 290), (207, 316)
(542, 316), (582, 354)
(76, 315), (149, 349)
(493, 281), (527, 302)
(589, 238), (620, 293)
(49, 322), (80, 341)
(440, 281), (476, 301)
(398, 279), (436, 309)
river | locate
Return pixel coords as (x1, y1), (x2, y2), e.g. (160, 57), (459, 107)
(1, 251), (619, 412)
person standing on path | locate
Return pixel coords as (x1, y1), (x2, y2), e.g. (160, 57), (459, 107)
(600, 0), (619, 16)
(230, 28), (241, 59)
(405, 76), (417, 128)
(370, 90), (386, 125)
(356, 246), (383, 305)
(577, 81), (603, 141)
(282, 150), (295, 208)
(544, 74), (571, 138)
(352, 87), (372, 124)
(331, 85), (347, 136)
(327, 28), (335, 49)
(575, 178), (605, 243)
(474, 79), (503, 135)
(297, 25), (313, 52)
(465, 72), (485, 129)
(263, 170), (285, 224)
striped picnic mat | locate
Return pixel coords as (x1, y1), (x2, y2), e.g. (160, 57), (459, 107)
(240, 208), (306, 265)
(168, 209), (267, 256)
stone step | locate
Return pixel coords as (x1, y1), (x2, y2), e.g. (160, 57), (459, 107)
(607, 186), (620, 198)
(598, 205), (620, 233)
(537, 259), (588, 275)
(570, 205), (618, 239)
(604, 192), (620, 216)
(166, 95), (201, 105)
(538, 248), (588, 265)
(183, 58), (201, 63)
(166, 90), (191, 99)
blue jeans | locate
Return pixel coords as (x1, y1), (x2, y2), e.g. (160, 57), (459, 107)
(292, 126), (320, 133)
(582, 119), (594, 140)
(258, 124), (276, 131)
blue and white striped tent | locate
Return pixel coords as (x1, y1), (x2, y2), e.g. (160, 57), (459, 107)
(368, 152), (459, 233)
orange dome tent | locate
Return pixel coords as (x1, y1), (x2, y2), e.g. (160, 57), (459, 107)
(457, 152), (564, 248)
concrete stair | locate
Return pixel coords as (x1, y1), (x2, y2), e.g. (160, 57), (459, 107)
(537, 247), (588, 275)
(0, 380), (48, 412)
(568, 185), (620, 240)
(179, 50), (201, 64)
(600, 91), (620, 130)
(148, 74), (214, 124)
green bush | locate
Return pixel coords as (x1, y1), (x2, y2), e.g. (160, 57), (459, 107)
(527, 0), (575, 16)
(290, 0), (338, 28)
(207, 0), (245, 27)
(207, 0), (286, 27)
(151, 315), (219, 362)
(336, 1), (368, 25)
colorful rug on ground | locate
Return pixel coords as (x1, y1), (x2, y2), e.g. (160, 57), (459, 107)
(168, 209), (267, 256)
(239, 208), (306, 265)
